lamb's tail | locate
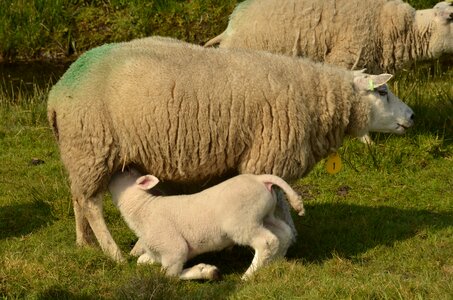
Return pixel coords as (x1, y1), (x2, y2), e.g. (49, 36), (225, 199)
(204, 31), (226, 48)
(259, 175), (305, 216)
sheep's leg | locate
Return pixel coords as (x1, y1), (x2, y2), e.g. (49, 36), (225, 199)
(73, 197), (96, 246)
(82, 194), (124, 262)
(242, 227), (280, 280)
(179, 264), (221, 280)
(264, 215), (293, 258)
(274, 188), (297, 243)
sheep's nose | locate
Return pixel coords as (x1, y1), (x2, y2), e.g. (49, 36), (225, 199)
(410, 113), (415, 120)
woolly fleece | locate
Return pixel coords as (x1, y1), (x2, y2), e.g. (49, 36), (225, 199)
(206, 0), (453, 73)
(48, 36), (370, 200)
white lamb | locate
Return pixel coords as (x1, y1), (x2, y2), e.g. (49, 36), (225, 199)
(205, 0), (453, 73)
(108, 168), (305, 280)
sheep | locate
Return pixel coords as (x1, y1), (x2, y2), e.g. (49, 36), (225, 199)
(108, 168), (305, 280)
(205, 0), (453, 73)
(47, 36), (414, 261)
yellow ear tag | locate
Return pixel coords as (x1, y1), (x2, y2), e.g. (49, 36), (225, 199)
(326, 152), (342, 174)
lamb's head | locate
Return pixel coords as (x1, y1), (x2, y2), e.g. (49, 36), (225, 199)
(415, 1), (453, 58)
(353, 72), (414, 135)
(108, 168), (153, 200)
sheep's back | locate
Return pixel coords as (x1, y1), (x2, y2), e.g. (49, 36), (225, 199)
(50, 37), (359, 191)
(220, 0), (413, 72)
(102, 41), (355, 182)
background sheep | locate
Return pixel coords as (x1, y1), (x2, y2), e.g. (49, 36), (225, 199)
(47, 36), (414, 261)
(205, 0), (453, 73)
(109, 169), (305, 280)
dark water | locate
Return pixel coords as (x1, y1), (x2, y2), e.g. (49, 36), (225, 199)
(0, 61), (70, 98)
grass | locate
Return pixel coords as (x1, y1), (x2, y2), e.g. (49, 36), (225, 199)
(0, 0), (238, 62)
(1, 59), (452, 298)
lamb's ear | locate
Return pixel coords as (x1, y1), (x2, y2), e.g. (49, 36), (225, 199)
(354, 73), (393, 91)
(136, 175), (159, 190)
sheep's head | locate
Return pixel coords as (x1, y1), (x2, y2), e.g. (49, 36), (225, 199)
(416, 1), (453, 58)
(353, 73), (414, 135)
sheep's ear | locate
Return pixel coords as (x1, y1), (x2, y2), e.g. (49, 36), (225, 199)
(352, 68), (367, 76)
(136, 175), (159, 190)
(434, 2), (453, 21)
(438, 10), (453, 21)
(354, 73), (393, 91)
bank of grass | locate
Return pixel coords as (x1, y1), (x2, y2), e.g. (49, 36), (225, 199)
(1, 53), (452, 297)
(0, 0), (445, 62)
(0, 0), (237, 62)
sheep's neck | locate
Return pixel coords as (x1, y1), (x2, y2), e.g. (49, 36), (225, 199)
(379, 8), (433, 70)
(345, 94), (370, 138)
(395, 10), (434, 63)
(411, 10), (436, 60)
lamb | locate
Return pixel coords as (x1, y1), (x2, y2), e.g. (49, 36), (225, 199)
(205, 0), (453, 73)
(47, 36), (414, 262)
(108, 168), (305, 280)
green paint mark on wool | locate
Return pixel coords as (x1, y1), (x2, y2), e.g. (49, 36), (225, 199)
(55, 43), (118, 90)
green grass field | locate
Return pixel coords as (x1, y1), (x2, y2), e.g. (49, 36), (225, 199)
(1, 62), (452, 299)
(1, 0), (453, 299)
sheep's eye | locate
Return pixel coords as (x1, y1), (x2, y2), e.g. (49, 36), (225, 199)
(378, 90), (387, 96)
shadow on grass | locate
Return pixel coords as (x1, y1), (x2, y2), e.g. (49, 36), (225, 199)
(0, 199), (55, 239)
(164, 203), (453, 275)
(37, 287), (95, 300)
(289, 203), (453, 263)
(114, 268), (240, 300)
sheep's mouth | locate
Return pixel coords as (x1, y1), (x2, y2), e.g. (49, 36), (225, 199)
(398, 123), (410, 130)
(395, 123), (411, 134)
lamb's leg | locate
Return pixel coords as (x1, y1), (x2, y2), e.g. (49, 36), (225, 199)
(137, 251), (160, 265)
(73, 197), (96, 246)
(264, 215), (293, 258)
(242, 227), (280, 280)
(179, 264), (221, 281)
(274, 188), (297, 243)
(130, 238), (146, 257)
(155, 235), (190, 278)
(82, 193), (124, 262)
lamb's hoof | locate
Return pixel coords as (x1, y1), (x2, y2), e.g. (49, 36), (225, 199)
(198, 264), (222, 281)
(241, 274), (251, 281)
(130, 240), (146, 257)
(209, 267), (222, 281)
(137, 253), (158, 265)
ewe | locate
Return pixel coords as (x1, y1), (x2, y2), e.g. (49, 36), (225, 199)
(48, 36), (414, 261)
(109, 168), (304, 280)
(205, 0), (453, 73)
